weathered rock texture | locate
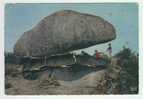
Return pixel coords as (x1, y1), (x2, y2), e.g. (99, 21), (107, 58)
(14, 10), (116, 57)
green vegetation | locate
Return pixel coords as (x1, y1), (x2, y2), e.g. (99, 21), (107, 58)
(5, 52), (19, 64)
(115, 47), (138, 94)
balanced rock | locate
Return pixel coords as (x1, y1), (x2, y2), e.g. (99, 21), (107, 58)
(14, 10), (116, 57)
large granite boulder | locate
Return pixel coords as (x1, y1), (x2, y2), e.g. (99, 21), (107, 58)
(14, 10), (116, 57)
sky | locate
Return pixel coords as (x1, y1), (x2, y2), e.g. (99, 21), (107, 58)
(5, 3), (138, 55)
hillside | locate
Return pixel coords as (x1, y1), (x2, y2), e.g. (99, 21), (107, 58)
(5, 48), (138, 94)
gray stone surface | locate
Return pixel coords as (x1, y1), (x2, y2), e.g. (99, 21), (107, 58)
(14, 10), (116, 57)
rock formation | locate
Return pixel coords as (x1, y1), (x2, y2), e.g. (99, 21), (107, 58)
(14, 10), (116, 57)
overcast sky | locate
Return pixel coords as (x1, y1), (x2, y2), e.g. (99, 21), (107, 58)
(5, 3), (138, 55)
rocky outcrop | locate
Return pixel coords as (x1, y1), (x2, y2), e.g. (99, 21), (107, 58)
(5, 62), (121, 95)
(14, 10), (116, 57)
